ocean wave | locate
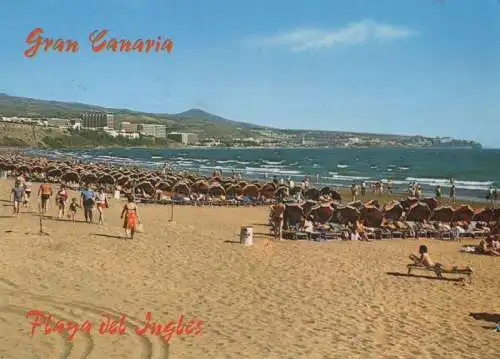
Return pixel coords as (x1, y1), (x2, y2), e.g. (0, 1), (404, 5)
(331, 174), (370, 181)
(245, 166), (300, 175)
(337, 164), (349, 168)
(405, 177), (492, 191)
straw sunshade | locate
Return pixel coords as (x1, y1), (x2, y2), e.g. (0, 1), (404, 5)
(383, 202), (404, 221)
(360, 205), (384, 227)
(311, 203), (334, 223)
(406, 202), (431, 222)
(431, 206), (454, 222)
(453, 205), (474, 222)
(472, 208), (493, 222)
(284, 203), (304, 225)
(208, 184), (225, 196)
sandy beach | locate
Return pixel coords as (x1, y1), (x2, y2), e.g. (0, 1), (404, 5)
(0, 178), (499, 359)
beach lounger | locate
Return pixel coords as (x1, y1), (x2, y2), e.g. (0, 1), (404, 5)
(407, 263), (473, 281)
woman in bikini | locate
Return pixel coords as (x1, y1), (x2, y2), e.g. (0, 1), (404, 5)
(120, 196), (140, 239)
(55, 185), (68, 219)
(95, 188), (108, 225)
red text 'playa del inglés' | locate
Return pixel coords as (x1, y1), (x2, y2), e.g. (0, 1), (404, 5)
(26, 310), (203, 343)
(24, 28), (174, 58)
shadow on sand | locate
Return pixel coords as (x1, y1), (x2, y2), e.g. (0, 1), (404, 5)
(91, 233), (124, 240)
(386, 271), (463, 282)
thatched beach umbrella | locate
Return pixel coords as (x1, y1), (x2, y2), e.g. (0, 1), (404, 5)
(400, 197), (419, 211)
(284, 203), (304, 225)
(226, 184), (243, 197)
(406, 202), (431, 222)
(242, 184), (259, 198)
(81, 173), (98, 184)
(261, 182), (277, 193)
(311, 203), (334, 223)
(31, 165), (44, 173)
(304, 188), (320, 201)
(301, 200), (318, 217)
(61, 171), (80, 183)
(192, 180), (209, 193)
(47, 168), (63, 177)
(472, 208), (493, 222)
(348, 201), (363, 209)
(453, 205), (474, 222)
(360, 205), (384, 227)
(365, 199), (380, 209)
(260, 184), (277, 199)
(117, 176), (130, 186)
(173, 182), (190, 196)
(422, 197), (438, 211)
(383, 202), (404, 221)
(19, 165), (30, 173)
(431, 206), (454, 222)
(335, 205), (360, 224)
(274, 186), (288, 198)
(208, 183), (226, 197)
(98, 174), (115, 185)
(155, 181), (172, 191)
(136, 181), (155, 195)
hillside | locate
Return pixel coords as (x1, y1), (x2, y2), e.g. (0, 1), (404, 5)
(0, 93), (482, 148)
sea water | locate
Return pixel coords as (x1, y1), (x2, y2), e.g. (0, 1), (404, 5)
(24, 147), (500, 201)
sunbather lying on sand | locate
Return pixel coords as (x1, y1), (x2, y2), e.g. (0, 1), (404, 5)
(478, 236), (500, 256)
(409, 245), (471, 271)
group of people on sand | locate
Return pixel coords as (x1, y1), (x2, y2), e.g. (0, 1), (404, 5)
(9, 176), (142, 239)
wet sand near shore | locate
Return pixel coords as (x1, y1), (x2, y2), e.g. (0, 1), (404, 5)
(0, 179), (499, 359)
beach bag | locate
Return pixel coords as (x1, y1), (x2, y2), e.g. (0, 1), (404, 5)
(136, 223), (144, 233)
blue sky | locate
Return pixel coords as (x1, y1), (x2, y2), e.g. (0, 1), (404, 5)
(0, 0), (499, 147)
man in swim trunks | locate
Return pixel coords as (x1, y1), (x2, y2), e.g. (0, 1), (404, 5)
(37, 181), (53, 214)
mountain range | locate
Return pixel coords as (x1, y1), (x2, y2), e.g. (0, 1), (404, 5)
(0, 93), (481, 148)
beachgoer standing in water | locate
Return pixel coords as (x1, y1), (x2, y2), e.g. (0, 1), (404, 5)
(11, 180), (25, 216)
(450, 183), (456, 203)
(80, 186), (95, 223)
(435, 185), (442, 201)
(95, 188), (108, 225)
(56, 185), (68, 219)
(121, 196), (140, 239)
(37, 181), (53, 214)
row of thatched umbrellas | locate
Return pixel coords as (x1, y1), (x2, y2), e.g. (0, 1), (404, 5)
(285, 199), (500, 227)
(1, 155), (344, 199)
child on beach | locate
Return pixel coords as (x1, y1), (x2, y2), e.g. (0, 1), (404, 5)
(68, 198), (80, 222)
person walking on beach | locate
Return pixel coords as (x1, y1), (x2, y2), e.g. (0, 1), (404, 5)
(80, 185), (95, 223)
(23, 179), (32, 208)
(449, 183), (456, 203)
(270, 200), (286, 240)
(11, 180), (25, 216)
(95, 188), (108, 225)
(55, 185), (69, 219)
(37, 181), (53, 214)
(351, 182), (358, 202)
(121, 196), (140, 239)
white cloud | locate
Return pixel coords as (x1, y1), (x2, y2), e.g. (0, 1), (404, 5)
(254, 20), (418, 52)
